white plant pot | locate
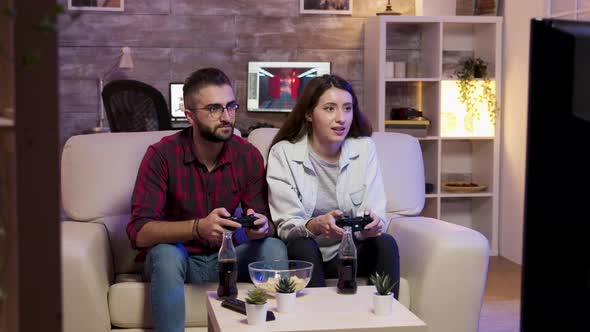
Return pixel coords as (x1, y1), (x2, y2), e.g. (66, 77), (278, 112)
(373, 292), (394, 316)
(276, 292), (296, 313)
(246, 302), (267, 325)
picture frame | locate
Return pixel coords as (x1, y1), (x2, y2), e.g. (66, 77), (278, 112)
(68, 0), (124, 12)
(300, 0), (353, 15)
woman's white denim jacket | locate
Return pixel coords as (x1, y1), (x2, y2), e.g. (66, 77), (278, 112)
(267, 135), (387, 261)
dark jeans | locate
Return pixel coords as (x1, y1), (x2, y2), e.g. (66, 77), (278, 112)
(287, 233), (400, 299)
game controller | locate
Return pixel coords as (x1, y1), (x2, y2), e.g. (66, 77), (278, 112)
(225, 214), (260, 230)
(335, 214), (373, 232)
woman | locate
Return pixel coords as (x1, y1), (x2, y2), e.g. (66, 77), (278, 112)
(266, 74), (400, 298)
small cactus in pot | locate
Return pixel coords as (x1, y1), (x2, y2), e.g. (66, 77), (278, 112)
(369, 271), (397, 296)
(245, 288), (268, 325)
(275, 276), (297, 313)
(369, 271), (398, 316)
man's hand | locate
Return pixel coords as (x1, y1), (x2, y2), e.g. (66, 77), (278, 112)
(244, 209), (271, 241)
(307, 210), (344, 240)
(360, 209), (383, 238)
(198, 208), (241, 246)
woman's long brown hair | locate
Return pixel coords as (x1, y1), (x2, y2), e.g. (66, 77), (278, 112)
(270, 74), (372, 148)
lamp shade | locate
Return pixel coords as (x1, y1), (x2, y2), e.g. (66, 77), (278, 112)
(118, 47), (134, 69)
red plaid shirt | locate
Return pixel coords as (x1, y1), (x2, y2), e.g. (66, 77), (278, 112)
(127, 127), (269, 260)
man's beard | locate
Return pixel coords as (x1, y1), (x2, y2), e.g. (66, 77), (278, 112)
(196, 121), (234, 143)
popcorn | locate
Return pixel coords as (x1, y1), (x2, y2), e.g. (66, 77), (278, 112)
(255, 275), (308, 293)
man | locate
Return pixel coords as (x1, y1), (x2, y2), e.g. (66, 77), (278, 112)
(127, 68), (287, 332)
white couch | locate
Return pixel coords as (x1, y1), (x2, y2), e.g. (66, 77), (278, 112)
(61, 128), (489, 332)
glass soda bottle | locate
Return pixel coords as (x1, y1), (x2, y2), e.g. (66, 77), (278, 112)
(337, 226), (358, 294)
(217, 231), (238, 298)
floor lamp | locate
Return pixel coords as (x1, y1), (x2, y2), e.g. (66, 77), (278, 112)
(93, 46), (134, 133)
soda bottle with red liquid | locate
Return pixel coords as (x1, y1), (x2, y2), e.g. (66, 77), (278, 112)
(217, 231), (238, 298)
(337, 226), (357, 294)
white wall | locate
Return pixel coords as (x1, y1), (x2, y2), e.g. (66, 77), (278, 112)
(499, 0), (546, 264)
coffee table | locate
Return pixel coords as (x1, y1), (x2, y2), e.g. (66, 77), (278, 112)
(206, 286), (426, 332)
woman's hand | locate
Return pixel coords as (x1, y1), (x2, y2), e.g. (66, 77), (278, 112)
(307, 210), (344, 240)
(360, 209), (383, 238)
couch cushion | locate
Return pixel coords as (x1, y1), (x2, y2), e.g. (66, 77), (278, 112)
(61, 129), (241, 221)
(61, 130), (179, 221)
(246, 127), (278, 166)
(100, 214), (143, 274)
(109, 275), (410, 328)
(371, 132), (425, 216)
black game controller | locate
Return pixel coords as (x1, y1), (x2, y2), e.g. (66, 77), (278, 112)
(335, 214), (373, 232)
(225, 214), (260, 231)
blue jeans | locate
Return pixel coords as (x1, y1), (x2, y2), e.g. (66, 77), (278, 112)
(143, 238), (287, 332)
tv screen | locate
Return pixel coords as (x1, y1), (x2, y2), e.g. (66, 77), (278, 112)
(522, 18), (590, 332)
(247, 61), (331, 113)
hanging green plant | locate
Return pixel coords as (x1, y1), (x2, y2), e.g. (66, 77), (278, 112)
(454, 57), (499, 124)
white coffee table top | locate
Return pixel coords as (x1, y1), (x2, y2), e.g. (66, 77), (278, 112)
(207, 286), (426, 332)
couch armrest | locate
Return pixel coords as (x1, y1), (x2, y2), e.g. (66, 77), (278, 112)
(388, 216), (489, 332)
(62, 221), (114, 332)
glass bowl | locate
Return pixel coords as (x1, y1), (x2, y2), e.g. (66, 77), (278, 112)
(248, 260), (313, 294)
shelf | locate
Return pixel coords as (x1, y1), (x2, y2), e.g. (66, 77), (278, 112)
(440, 196), (495, 252)
(421, 196), (438, 218)
(385, 21), (441, 79)
(385, 78), (439, 82)
(441, 140), (494, 191)
(440, 192), (493, 198)
(442, 22), (499, 79)
(385, 81), (440, 137)
(441, 136), (494, 140)
(365, 16), (501, 256)
(420, 140), (439, 193)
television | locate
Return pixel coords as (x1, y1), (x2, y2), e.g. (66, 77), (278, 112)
(522, 18), (590, 331)
(169, 82), (188, 126)
(247, 61), (331, 113)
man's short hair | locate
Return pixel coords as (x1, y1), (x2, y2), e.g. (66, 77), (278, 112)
(183, 68), (232, 102)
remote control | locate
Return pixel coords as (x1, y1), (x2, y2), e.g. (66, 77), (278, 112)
(335, 214), (374, 232)
(220, 298), (276, 321)
(225, 214), (260, 231)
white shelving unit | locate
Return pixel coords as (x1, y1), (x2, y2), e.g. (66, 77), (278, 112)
(364, 16), (502, 255)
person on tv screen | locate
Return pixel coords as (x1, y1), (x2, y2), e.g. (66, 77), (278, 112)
(266, 74), (400, 297)
(127, 68), (287, 332)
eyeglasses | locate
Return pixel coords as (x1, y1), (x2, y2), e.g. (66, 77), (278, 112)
(188, 102), (239, 120)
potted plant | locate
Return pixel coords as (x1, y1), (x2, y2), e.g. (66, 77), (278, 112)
(244, 288), (268, 325)
(454, 57), (499, 124)
(369, 271), (398, 316)
(275, 276), (296, 313)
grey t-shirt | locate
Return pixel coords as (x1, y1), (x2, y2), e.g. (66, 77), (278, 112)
(308, 148), (342, 262)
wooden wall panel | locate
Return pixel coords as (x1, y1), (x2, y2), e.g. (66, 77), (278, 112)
(60, 14), (235, 48)
(58, 0), (416, 138)
(297, 49), (363, 81)
(297, 17), (365, 49)
(172, 0), (298, 17)
(125, 0), (170, 14)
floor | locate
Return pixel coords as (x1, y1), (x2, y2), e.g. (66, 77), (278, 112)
(479, 256), (522, 332)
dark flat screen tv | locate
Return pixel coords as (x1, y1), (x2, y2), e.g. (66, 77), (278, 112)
(522, 18), (590, 332)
